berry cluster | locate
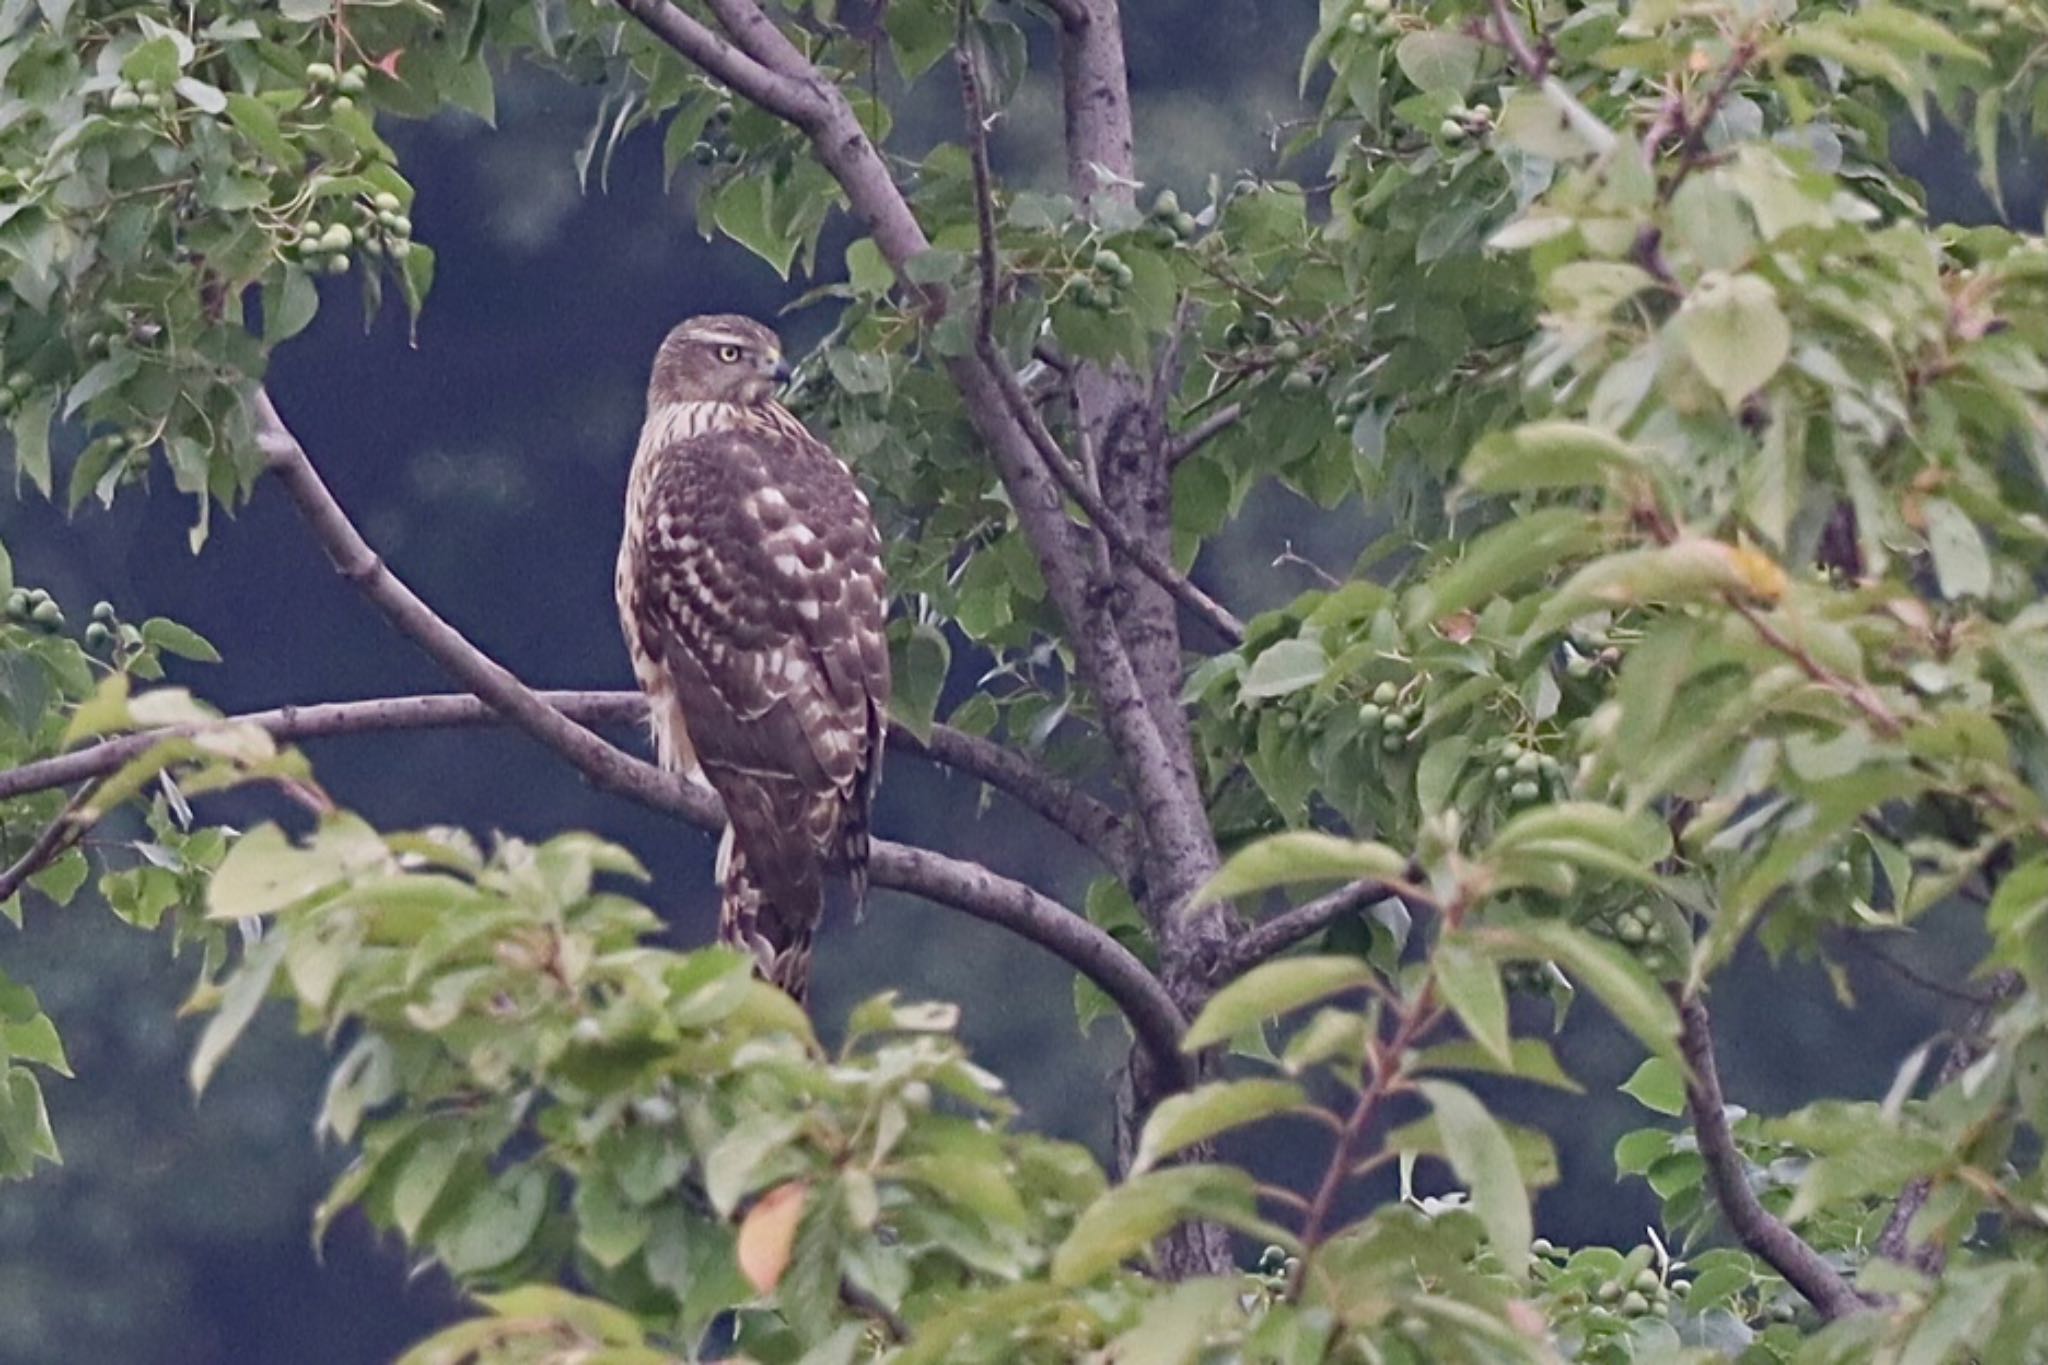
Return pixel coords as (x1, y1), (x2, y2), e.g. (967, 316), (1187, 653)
(1139, 189), (1199, 247)
(105, 76), (178, 116)
(4, 588), (64, 632)
(1356, 680), (1422, 755)
(1477, 736), (1564, 809)
(291, 190), (412, 277)
(685, 101), (741, 166)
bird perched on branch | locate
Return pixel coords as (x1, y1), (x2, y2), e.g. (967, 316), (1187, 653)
(616, 315), (891, 1001)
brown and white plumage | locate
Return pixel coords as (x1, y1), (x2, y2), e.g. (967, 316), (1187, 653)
(616, 315), (890, 1001)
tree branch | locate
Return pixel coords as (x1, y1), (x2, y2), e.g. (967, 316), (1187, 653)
(0, 784), (92, 905)
(1679, 992), (1870, 1321)
(0, 690), (1133, 876)
(956, 40), (1244, 648)
(1210, 879), (1407, 981)
(1167, 403), (1242, 467)
(249, 388), (1185, 1076)
(612, 0), (821, 123)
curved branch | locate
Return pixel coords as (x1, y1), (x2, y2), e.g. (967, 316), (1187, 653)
(0, 691), (1133, 873)
(248, 389), (1183, 1072)
(1680, 992), (1870, 1321)
(0, 785), (92, 904)
(613, 0), (821, 123)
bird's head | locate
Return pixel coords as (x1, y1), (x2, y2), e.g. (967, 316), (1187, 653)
(647, 314), (792, 408)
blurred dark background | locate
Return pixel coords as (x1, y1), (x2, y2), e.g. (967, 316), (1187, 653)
(0, 6), (2034, 1361)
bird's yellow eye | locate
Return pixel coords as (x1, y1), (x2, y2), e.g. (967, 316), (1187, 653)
(716, 344), (742, 363)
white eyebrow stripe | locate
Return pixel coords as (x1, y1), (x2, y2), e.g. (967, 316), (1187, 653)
(679, 331), (762, 349)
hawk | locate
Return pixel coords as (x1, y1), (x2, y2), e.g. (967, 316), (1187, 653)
(616, 315), (891, 1001)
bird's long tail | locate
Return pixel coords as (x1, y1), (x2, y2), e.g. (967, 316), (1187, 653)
(714, 800), (823, 1003)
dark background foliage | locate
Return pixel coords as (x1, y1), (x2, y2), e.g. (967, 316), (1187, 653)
(0, 7), (2027, 1361)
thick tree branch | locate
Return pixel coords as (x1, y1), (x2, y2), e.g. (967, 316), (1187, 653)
(249, 389), (1185, 1075)
(1679, 992), (1870, 1321)
(0, 690), (1133, 876)
(613, 0), (820, 122)
(957, 42), (1244, 648)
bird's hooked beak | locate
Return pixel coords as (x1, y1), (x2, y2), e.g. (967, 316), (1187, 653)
(767, 353), (793, 386)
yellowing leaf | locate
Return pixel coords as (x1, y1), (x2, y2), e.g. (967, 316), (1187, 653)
(737, 1180), (808, 1294)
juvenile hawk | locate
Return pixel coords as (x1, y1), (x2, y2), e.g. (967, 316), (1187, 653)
(616, 315), (891, 1001)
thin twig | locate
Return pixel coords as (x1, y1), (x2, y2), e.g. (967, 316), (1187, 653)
(1877, 970), (2023, 1274)
(1679, 991), (1870, 1320)
(1210, 879), (1408, 981)
(1485, 0), (1547, 80)
(249, 389), (1188, 1079)
(0, 785), (94, 904)
(955, 41), (1245, 648)
(1290, 990), (1440, 1297)
(1167, 403), (1243, 466)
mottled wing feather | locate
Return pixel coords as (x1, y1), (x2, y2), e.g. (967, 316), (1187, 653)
(626, 417), (890, 974)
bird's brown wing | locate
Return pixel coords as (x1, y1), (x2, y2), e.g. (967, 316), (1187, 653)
(627, 420), (889, 991)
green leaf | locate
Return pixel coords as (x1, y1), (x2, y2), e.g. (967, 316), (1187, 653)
(9, 390), (54, 497)
(1408, 508), (1602, 627)
(1239, 637), (1328, 699)
(1435, 937), (1511, 1069)
(1923, 498), (1991, 600)
(1194, 831), (1408, 906)
(1051, 1164), (1273, 1285)
(439, 1167), (549, 1274)
(888, 622), (949, 742)
(1678, 272), (1790, 409)
(0, 1066), (60, 1177)
(0, 1012), (70, 1077)
(1101, 1278), (1240, 1365)
(885, 0), (955, 81)
(1415, 1079), (1534, 1280)
(1459, 422), (1645, 496)
(1131, 1079), (1308, 1174)
(140, 618), (222, 663)
(188, 933), (286, 1096)
(1394, 31), (1480, 95)
(207, 816), (389, 920)
(1620, 1058), (1686, 1116)
(1182, 956), (1376, 1051)
(265, 268), (320, 343)
(1473, 920), (1681, 1068)
(712, 175), (799, 279)
(1410, 1037), (1581, 1092)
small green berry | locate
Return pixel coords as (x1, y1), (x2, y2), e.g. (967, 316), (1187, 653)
(1513, 752), (1541, 777)
(1492, 764), (1513, 786)
(389, 240), (413, 261)
(1530, 1237), (1555, 1256)
(330, 95), (355, 114)
(84, 622), (112, 651)
(373, 191), (402, 214)
(1372, 682), (1398, 705)
(1151, 188), (1180, 218)
(110, 88), (142, 112)
(1510, 780), (1539, 804)
(1633, 1269), (1660, 1294)
(1619, 1291), (1651, 1317)
(323, 253), (350, 276)
(1280, 369), (1316, 395)
(5, 371), (30, 395)
(1381, 732), (1404, 753)
(1358, 702), (1384, 729)
(319, 223), (354, 251)
(1440, 119), (1467, 142)
(1346, 12), (1370, 33)
(305, 62), (336, 86)
(1091, 248), (1123, 274)
(693, 142), (717, 165)
(5, 591), (27, 621)
(1171, 211), (1197, 238)
(337, 66), (367, 94)
(91, 600), (116, 624)
(30, 599), (61, 628)
(1596, 1280), (1623, 1304)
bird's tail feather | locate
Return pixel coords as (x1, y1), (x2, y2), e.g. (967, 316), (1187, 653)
(714, 790), (823, 1003)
